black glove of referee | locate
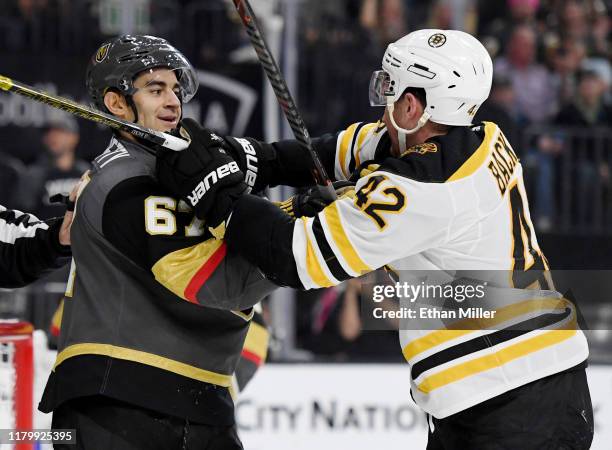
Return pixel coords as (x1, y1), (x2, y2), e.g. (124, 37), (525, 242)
(156, 119), (247, 229)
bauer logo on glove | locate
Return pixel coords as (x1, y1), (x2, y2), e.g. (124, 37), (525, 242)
(156, 118), (247, 227)
(187, 161), (241, 207)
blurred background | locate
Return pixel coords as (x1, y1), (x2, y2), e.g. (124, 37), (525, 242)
(0, 0), (611, 448)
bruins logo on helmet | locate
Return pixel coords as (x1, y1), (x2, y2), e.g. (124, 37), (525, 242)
(95, 43), (111, 63)
(402, 142), (438, 156)
(428, 33), (446, 48)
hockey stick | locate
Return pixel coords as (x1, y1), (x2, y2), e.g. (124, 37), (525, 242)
(232, 0), (336, 201)
(0, 74), (188, 151)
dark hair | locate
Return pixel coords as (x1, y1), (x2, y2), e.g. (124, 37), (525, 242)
(401, 87), (452, 133)
(403, 87), (427, 107)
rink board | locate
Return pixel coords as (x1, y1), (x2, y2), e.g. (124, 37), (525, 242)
(239, 364), (612, 450)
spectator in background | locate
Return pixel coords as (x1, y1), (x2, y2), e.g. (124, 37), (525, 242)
(360, 0), (408, 46)
(298, 274), (402, 362)
(299, 0), (381, 135)
(480, 0), (541, 57)
(531, 67), (612, 231)
(427, 0), (452, 30)
(555, 67), (612, 127)
(22, 114), (89, 219)
(16, 114), (88, 331)
(555, 67), (612, 229)
(550, 37), (587, 104)
(425, 0), (479, 33)
(494, 24), (558, 125)
(474, 75), (521, 156)
(560, 0), (590, 44)
(589, 0), (610, 58)
(0, 154), (26, 209)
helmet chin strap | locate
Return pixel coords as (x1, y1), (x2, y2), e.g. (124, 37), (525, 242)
(387, 101), (431, 153)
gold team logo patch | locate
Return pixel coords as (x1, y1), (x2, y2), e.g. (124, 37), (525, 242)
(428, 33), (446, 48)
(467, 104), (479, 117)
(95, 43), (111, 63)
(403, 142), (438, 156)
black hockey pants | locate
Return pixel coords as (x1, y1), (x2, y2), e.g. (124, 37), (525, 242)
(51, 395), (243, 450)
(426, 367), (593, 450)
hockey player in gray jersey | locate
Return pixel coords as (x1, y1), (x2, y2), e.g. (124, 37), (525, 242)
(40, 35), (275, 450)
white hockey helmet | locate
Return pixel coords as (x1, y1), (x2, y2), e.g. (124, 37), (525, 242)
(370, 29), (493, 128)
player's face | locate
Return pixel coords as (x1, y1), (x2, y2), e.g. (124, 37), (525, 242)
(131, 68), (182, 132)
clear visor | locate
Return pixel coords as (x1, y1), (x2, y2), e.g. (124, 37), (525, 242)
(174, 65), (198, 103)
(133, 66), (199, 103)
(369, 70), (393, 107)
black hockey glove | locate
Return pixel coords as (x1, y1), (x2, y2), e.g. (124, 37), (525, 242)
(156, 118), (247, 229)
(276, 181), (355, 218)
(223, 136), (277, 193)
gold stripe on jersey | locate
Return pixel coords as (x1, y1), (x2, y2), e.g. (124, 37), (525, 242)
(152, 239), (224, 301)
(417, 325), (577, 394)
(55, 343), (232, 387)
(355, 123), (378, 168)
(446, 121), (496, 182)
(517, 179), (548, 271)
(358, 163), (381, 179)
(402, 297), (573, 361)
(243, 321), (269, 363)
(65, 259), (76, 298)
(403, 330), (473, 362)
(322, 202), (371, 275)
(338, 123), (360, 178)
(231, 308), (255, 322)
(51, 299), (64, 334)
(302, 219), (335, 287)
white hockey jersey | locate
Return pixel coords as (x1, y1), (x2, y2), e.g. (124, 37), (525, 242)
(291, 121), (588, 418)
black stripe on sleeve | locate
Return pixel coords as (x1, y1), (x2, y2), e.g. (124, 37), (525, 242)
(374, 131), (392, 161)
(348, 123), (366, 175)
(410, 308), (572, 381)
(311, 216), (351, 282)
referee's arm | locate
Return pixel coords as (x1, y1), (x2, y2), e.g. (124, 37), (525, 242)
(0, 206), (71, 289)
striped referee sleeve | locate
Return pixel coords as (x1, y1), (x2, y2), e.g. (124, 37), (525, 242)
(0, 205), (71, 288)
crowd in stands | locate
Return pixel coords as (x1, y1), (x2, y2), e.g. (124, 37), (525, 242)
(0, 0), (610, 361)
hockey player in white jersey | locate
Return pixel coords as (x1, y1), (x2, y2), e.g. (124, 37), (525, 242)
(156, 29), (593, 449)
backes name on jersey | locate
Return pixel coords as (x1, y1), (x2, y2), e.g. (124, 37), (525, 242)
(487, 132), (519, 196)
(187, 161), (240, 207)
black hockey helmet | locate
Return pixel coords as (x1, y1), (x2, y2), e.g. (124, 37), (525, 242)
(86, 35), (198, 111)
